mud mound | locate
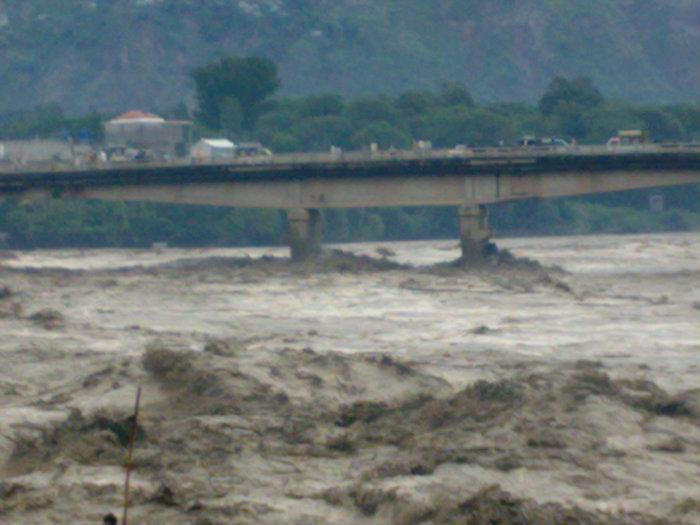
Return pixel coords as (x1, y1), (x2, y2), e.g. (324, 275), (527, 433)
(147, 250), (408, 275)
(317, 249), (407, 272)
(143, 342), (450, 418)
(323, 483), (668, 525)
(263, 348), (450, 409)
(423, 245), (572, 295)
(142, 342), (285, 416)
(569, 367), (700, 418)
(28, 308), (65, 329)
(138, 255), (280, 274)
(434, 244), (552, 273)
(336, 363), (700, 477)
(0, 283), (21, 318)
(4, 408), (139, 477)
(0, 251), (407, 280)
(0, 284), (13, 299)
(432, 485), (668, 525)
(0, 247), (563, 288)
(344, 377), (523, 439)
(0, 481), (55, 517)
(136, 342), (456, 488)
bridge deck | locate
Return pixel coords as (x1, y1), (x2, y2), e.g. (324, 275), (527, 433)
(1, 145), (700, 193)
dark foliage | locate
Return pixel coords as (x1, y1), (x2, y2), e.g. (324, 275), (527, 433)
(192, 56), (280, 131)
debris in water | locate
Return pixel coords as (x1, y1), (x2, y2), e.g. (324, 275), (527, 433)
(469, 325), (496, 335)
(28, 308), (65, 329)
(376, 247), (397, 258)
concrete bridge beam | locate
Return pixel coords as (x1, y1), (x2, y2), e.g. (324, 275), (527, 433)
(287, 208), (323, 262)
(458, 204), (491, 262)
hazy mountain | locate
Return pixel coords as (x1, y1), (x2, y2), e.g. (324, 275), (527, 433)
(1, 0), (698, 114)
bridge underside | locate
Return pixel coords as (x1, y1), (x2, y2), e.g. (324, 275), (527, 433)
(13, 169), (700, 261)
(43, 169), (700, 209)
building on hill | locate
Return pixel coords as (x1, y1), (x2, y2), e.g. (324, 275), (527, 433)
(105, 110), (193, 159)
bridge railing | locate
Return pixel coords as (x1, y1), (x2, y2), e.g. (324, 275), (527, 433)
(1, 143), (699, 175)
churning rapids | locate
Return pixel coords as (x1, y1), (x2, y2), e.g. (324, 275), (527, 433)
(1, 233), (699, 524)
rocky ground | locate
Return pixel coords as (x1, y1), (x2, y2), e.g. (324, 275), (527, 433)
(0, 234), (699, 524)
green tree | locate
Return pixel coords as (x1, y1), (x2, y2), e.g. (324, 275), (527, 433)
(0, 104), (106, 144)
(636, 108), (685, 141)
(558, 111), (588, 140)
(301, 94), (344, 117)
(539, 76), (604, 116)
(220, 97), (243, 136)
(268, 131), (302, 153)
(665, 104), (700, 140)
(346, 97), (399, 126)
(294, 116), (352, 151)
(394, 91), (433, 116)
(428, 106), (511, 146)
(582, 105), (644, 144)
(164, 102), (191, 121)
(67, 110), (105, 144)
(256, 102), (302, 136)
(192, 56), (280, 131)
(437, 81), (474, 107)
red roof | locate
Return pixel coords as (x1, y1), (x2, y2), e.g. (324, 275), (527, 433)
(115, 110), (162, 120)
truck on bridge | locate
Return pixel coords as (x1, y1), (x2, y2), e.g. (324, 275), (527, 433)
(607, 130), (647, 148)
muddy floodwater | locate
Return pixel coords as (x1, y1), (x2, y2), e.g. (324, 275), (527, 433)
(1, 233), (699, 524)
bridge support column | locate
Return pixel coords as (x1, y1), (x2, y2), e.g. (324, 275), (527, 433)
(287, 208), (323, 262)
(458, 204), (491, 262)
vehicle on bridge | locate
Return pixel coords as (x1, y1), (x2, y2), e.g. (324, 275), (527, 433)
(234, 142), (273, 164)
(106, 146), (156, 163)
(517, 136), (570, 148)
(191, 138), (237, 162)
(448, 144), (469, 157)
(607, 130), (647, 148)
(236, 142), (272, 158)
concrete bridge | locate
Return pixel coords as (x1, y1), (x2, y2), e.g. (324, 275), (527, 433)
(1, 145), (699, 260)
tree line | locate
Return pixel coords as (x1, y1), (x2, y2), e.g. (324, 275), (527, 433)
(189, 57), (700, 150)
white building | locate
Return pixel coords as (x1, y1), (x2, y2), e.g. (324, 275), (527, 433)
(0, 139), (74, 164)
(105, 110), (193, 158)
(190, 138), (236, 161)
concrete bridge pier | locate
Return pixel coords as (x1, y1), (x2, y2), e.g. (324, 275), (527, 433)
(287, 208), (323, 262)
(458, 204), (491, 261)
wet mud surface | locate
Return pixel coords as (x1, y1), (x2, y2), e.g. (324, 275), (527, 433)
(1, 234), (699, 524)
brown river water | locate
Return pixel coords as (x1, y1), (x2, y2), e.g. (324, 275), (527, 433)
(0, 233), (699, 524)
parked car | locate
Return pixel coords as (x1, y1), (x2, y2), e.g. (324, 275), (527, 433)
(107, 146), (151, 162)
(412, 140), (433, 152)
(517, 136), (570, 147)
(236, 142), (272, 158)
(448, 144), (469, 157)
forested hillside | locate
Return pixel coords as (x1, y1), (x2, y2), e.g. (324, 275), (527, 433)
(0, 0), (698, 114)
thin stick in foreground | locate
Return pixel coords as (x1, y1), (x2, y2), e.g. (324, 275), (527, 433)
(122, 386), (142, 525)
